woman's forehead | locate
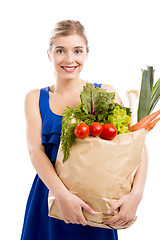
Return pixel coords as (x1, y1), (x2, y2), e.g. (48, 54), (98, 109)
(52, 34), (86, 48)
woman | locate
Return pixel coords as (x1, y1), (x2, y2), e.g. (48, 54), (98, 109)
(21, 20), (148, 240)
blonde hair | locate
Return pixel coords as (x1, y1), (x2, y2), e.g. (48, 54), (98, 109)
(48, 20), (89, 53)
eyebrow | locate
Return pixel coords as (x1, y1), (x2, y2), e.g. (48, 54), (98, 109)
(55, 46), (84, 49)
(74, 46), (84, 49)
(55, 46), (65, 49)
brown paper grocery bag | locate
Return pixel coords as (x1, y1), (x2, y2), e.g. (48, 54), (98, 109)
(48, 129), (147, 229)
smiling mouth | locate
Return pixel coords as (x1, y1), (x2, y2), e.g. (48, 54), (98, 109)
(61, 66), (78, 73)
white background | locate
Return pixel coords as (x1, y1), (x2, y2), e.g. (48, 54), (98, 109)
(1, 0), (160, 239)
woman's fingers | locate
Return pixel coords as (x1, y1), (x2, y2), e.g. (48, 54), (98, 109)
(64, 219), (70, 224)
(121, 219), (133, 227)
(81, 201), (95, 215)
(70, 213), (87, 226)
(103, 193), (138, 229)
(79, 201), (95, 226)
(64, 218), (81, 225)
(103, 214), (135, 228)
(79, 214), (87, 226)
(107, 198), (123, 214)
(58, 192), (95, 226)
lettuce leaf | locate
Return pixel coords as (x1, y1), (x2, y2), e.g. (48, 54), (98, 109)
(107, 106), (131, 134)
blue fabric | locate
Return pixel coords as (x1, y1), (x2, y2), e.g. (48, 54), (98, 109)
(20, 83), (118, 240)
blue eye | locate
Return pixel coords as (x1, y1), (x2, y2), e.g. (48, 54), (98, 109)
(57, 50), (64, 54)
(75, 49), (82, 54)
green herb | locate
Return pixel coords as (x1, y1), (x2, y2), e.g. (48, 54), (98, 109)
(61, 121), (77, 163)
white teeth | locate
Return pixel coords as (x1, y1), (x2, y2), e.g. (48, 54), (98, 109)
(63, 67), (77, 71)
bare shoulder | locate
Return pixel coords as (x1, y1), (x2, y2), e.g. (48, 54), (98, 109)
(24, 89), (45, 151)
(25, 89), (40, 103)
(101, 83), (122, 105)
(101, 83), (116, 92)
(24, 89), (41, 119)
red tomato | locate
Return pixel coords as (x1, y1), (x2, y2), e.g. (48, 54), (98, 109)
(100, 123), (117, 140)
(90, 122), (103, 136)
(74, 123), (90, 139)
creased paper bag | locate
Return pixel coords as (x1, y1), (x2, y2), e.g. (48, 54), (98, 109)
(48, 128), (147, 229)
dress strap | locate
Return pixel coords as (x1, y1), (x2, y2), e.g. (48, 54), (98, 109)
(39, 86), (49, 120)
(94, 83), (102, 88)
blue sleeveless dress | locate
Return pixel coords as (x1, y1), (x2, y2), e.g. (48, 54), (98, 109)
(20, 83), (118, 240)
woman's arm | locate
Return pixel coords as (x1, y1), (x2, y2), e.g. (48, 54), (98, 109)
(130, 144), (148, 201)
(25, 90), (68, 198)
(25, 90), (95, 225)
(101, 84), (148, 227)
(102, 146), (148, 228)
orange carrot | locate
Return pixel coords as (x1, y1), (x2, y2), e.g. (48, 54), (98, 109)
(129, 109), (160, 132)
(139, 109), (160, 125)
(146, 117), (160, 131)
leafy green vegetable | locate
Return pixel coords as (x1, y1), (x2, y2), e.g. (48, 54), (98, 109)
(107, 106), (131, 134)
(80, 83), (115, 118)
(60, 83), (131, 162)
(61, 104), (95, 162)
(80, 83), (102, 115)
(61, 122), (77, 163)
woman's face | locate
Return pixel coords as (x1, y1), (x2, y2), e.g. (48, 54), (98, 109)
(48, 34), (88, 80)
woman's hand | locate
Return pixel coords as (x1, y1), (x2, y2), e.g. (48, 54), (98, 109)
(103, 145), (148, 229)
(102, 191), (141, 228)
(57, 191), (95, 226)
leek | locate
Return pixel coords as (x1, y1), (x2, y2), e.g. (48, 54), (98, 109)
(137, 66), (154, 121)
(150, 78), (160, 113)
(137, 66), (160, 121)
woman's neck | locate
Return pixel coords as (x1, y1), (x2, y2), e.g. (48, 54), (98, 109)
(54, 77), (87, 96)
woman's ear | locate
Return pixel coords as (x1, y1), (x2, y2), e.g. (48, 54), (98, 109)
(85, 51), (89, 61)
(47, 49), (52, 61)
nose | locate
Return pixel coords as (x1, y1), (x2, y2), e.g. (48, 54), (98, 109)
(65, 51), (74, 64)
